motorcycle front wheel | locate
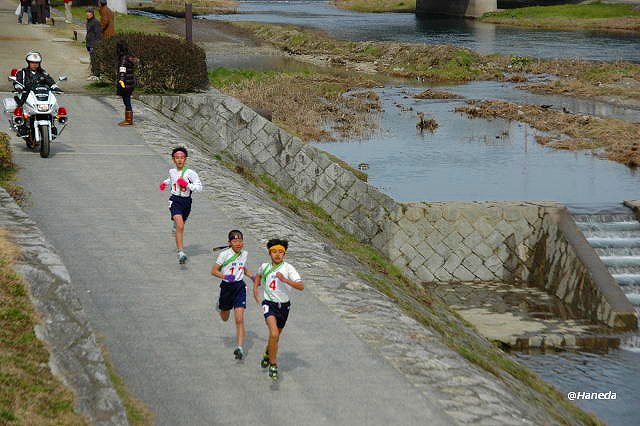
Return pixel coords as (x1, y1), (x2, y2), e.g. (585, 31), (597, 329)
(39, 124), (50, 158)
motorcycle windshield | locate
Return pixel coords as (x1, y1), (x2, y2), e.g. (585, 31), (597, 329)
(33, 86), (50, 101)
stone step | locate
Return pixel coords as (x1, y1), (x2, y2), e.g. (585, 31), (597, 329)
(587, 237), (640, 249)
(601, 256), (640, 268)
(612, 273), (640, 287)
(576, 221), (640, 233)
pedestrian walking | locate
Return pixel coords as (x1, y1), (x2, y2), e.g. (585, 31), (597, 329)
(158, 147), (203, 264)
(63, 0), (72, 23)
(99, 0), (114, 37)
(116, 40), (137, 126)
(85, 6), (101, 54)
(211, 230), (254, 361)
(253, 239), (304, 380)
(18, 0), (32, 24)
(33, 0), (45, 24)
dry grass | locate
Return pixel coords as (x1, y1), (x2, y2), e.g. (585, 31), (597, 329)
(0, 230), (88, 425)
(137, 0), (238, 14)
(332, 0), (415, 13)
(210, 69), (381, 141)
(0, 132), (24, 204)
(455, 100), (640, 167)
(230, 22), (496, 82)
(413, 89), (462, 99)
(481, 16), (640, 32)
(230, 22), (640, 104)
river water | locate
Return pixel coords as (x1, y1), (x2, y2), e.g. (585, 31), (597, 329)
(201, 0), (640, 62)
(199, 1), (640, 422)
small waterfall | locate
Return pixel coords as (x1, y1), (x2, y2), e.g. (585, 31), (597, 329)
(572, 205), (640, 351)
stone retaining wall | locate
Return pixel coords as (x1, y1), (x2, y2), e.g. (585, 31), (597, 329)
(140, 90), (637, 330)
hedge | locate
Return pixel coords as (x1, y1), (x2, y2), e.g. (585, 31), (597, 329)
(91, 33), (208, 93)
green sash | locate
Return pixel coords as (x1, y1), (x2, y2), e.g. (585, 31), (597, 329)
(220, 250), (242, 269)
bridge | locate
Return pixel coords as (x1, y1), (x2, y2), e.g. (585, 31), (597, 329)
(416, 0), (584, 18)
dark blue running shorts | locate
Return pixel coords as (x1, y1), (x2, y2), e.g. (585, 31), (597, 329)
(169, 194), (192, 221)
(218, 280), (247, 311)
(262, 300), (291, 329)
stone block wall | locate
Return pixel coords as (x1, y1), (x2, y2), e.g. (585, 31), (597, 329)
(140, 91), (637, 330)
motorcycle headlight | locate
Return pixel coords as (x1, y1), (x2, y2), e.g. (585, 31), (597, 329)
(37, 104), (49, 112)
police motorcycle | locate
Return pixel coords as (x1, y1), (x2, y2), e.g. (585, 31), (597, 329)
(3, 52), (68, 158)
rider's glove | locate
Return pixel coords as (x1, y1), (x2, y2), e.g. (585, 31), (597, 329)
(119, 80), (125, 88)
(176, 178), (189, 189)
(159, 182), (167, 191)
(223, 274), (236, 282)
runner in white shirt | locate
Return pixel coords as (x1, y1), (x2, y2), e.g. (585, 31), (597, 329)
(253, 239), (304, 380)
(158, 147), (203, 264)
(211, 230), (254, 360)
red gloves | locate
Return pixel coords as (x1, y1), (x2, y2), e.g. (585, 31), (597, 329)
(177, 178), (189, 188)
(159, 182), (167, 191)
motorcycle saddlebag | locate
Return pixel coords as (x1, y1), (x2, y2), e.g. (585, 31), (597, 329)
(3, 97), (17, 114)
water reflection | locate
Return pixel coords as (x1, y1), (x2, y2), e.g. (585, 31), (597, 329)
(312, 85), (640, 203)
(201, 0), (640, 62)
(516, 348), (640, 426)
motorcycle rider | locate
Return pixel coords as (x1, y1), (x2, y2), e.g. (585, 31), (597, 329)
(14, 51), (62, 107)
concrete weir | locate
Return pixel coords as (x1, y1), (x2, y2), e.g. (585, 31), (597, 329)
(140, 90), (638, 333)
(416, 0), (498, 18)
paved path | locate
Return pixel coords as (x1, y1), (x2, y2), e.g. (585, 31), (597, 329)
(4, 94), (456, 425)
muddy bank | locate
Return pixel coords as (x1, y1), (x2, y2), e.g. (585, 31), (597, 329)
(223, 21), (640, 109)
(455, 99), (640, 167)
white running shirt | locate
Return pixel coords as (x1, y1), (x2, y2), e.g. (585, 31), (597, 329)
(162, 168), (203, 197)
(216, 248), (248, 282)
(259, 262), (301, 303)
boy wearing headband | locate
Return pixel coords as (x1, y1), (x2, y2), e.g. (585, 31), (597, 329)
(159, 147), (203, 264)
(211, 230), (254, 360)
(253, 238), (304, 380)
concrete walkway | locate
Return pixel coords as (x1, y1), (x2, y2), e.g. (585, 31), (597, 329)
(3, 94), (455, 425)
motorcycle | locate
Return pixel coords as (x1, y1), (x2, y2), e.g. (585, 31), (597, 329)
(3, 68), (68, 158)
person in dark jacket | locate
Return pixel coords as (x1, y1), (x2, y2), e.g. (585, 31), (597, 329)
(116, 40), (137, 126)
(33, 0), (46, 24)
(14, 51), (61, 106)
(85, 7), (101, 53)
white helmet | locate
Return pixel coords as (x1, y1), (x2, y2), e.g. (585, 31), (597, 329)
(25, 51), (42, 63)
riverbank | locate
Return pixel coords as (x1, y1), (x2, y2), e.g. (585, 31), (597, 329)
(332, 0), (415, 13)
(481, 2), (640, 32)
(455, 99), (640, 167)
(131, 0), (237, 15)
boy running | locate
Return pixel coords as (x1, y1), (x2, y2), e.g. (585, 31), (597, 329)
(159, 147), (203, 264)
(211, 230), (254, 360)
(253, 239), (304, 380)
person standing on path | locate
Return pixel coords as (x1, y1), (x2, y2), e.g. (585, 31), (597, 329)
(33, 0), (45, 24)
(63, 0), (72, 23)
(98, 0), (115, 38)
(211, 230), (254, 361)
(18, 0), (32, 24)
(85, 7), (101, 54)
(158, 147), (203, 264)
(253, 239), (304, 380)
(116, 40), (137, 126)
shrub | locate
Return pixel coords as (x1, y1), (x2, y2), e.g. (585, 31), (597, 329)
(91, 33), (208, 93)
(0, 132), (13, 172)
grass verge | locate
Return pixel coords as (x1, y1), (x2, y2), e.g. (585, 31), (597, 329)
(99, 341), (154, 425)
(132, 0), (238, 15)
(67, 6), (169, 34)
(332, 0), (415, 13)
(0, 133), (24, 204)
(0, 230), (88, 425)
(209, 67), (382, 142)
(482, 1), (640, 31)
(455, 99), (640, 167)
(211, 156), (602, 426)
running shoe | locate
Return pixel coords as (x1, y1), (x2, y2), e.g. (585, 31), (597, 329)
(177, 251), (187, 264)
(234, 347), (244, 360)
(268, 364), (278, 380)
(260, 351), (269, 369)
